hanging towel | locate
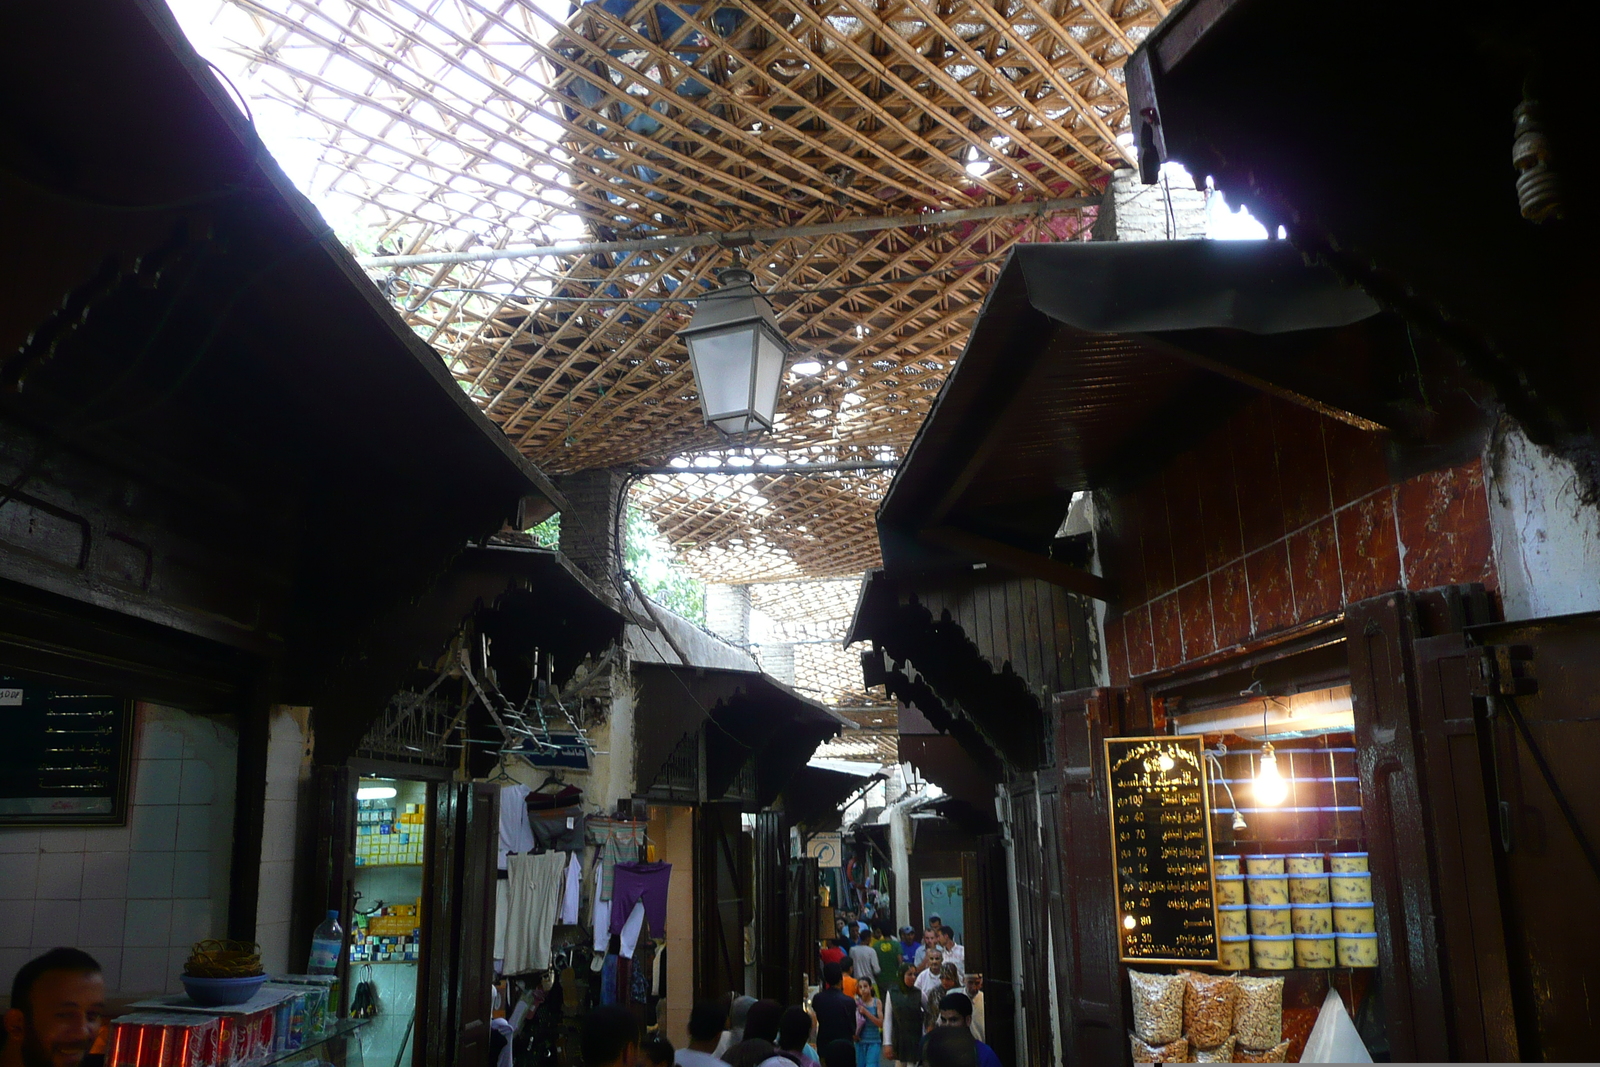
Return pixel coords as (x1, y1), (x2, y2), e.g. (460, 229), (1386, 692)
(503, 850), (566, 974)
(587, 818), (647, 900)
(609, 861), (671, 940)
(559, 851), (582, 925)
(498, 784), (535, 870)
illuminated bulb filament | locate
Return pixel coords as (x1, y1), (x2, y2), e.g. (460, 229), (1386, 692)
(1123, 914), (1137, 930)
(1254, 744), (1288, 806)
(1157, 753), (1175, 772)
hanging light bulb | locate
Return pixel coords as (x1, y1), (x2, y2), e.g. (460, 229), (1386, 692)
(1254, 742), (1289, 806)
(1232, 810), (1248, 831)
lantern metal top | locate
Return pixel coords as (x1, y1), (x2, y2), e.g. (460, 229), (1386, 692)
(678, 269), (785, 341)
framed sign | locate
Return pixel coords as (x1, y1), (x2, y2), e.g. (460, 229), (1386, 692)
(0, 675), (133, 826)
(1105, 735), (1218, 964)
(919, 877), (964, 942)
(806, 832), (842, 868)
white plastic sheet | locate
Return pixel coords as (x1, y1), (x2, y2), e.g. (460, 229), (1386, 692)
(1299, 987), (1372, 1063)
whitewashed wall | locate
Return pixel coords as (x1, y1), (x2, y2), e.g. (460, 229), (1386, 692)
(1488, 420), (1600, 621)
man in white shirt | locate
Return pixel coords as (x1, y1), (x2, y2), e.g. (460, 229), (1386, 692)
(936, 927), (965, 983)
(848, 929), (880, 982)
(675, 1000), (727, 1067)
(913, 947), (944, 1002)
(964, 973), (985, 1043)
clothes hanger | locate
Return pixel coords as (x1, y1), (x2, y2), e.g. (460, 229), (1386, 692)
(486, 760), (518, 784)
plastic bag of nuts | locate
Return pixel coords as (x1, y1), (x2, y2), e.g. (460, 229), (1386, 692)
(1234, 1039), (1291, 1062)
(1128, 1033), (1188, 1063)
(1233, 975), (1285, 1050)
(1193, 1036), (1236, 1062)
(1128, 970), (1185, 1045)
(1180, 970), (1238, 1050)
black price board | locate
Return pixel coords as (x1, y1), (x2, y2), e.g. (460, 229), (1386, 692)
(1105, 735), (1219, 964)
(0, 675), (132, 825)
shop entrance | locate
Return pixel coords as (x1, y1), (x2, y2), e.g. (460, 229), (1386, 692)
(350, 776), (427, 1067)
(313, 764), (497, 1067)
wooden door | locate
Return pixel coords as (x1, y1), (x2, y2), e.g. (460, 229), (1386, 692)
(309, 765), (357, 1011)
(753, 811), (789, 1001)
(418, 781), (498, 1067)
(1047, 687), (1127, 1065)
(786, 857), (819, 1004)
(1004, 775), (1052, 1067)
(1409, 629), (1520, 1060)
(1454, 610), (1600, 1060)
(695, 802), (748, 999)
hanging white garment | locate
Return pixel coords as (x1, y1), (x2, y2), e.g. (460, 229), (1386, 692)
(503, 851), (566, 974)
(591, 852), (612, 955)
(494, 879), (509, 961)
(559, 851), (582, 925)
(618, 900), (647, 959)
(498, 784), (535, 870)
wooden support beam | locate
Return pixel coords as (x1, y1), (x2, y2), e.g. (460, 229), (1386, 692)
(921, 525), (1117, 603)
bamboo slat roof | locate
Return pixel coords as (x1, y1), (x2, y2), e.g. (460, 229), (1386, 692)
(195, 0), (1162, 582)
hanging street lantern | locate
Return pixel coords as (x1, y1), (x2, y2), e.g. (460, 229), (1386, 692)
(677, 268), (790, 436)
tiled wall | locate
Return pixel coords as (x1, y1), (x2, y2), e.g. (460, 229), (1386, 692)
(1103, 395), (1497, 683)
(0, 704), (237, 995)
(255, 707), (311, 976)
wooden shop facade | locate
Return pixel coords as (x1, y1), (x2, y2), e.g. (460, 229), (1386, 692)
(851, 232), (1600, 1061)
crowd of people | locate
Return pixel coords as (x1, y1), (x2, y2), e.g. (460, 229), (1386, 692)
(580, 914), (999, 1067)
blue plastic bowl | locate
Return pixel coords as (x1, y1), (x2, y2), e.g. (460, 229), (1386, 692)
(181, 974), (267, 1006)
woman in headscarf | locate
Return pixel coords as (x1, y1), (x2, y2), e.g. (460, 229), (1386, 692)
(882, 963), (923, 1066)
(716, 995), (758, 1058)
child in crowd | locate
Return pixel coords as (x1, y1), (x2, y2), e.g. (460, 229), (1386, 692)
(855, 977), (883, 1067)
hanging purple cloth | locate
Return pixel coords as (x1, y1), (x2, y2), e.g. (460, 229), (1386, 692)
(608, 861), (672, 939)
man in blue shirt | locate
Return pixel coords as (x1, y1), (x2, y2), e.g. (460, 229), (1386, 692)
(936, 993), (1000, 1067)
(898, 925), (920, 965)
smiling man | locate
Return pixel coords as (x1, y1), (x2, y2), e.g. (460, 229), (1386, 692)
(2, 949), (105, 1067)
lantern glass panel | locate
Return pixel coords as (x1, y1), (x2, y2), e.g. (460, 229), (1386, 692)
(688, 325), (757, 423)
(751, 323), (787, 427)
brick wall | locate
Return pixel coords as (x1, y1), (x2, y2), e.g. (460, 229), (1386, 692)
(1102, 395), (1496, 683)
(557, 468), (627, 588)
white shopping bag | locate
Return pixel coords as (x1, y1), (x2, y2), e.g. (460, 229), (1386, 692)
(1299, 986), (1372, 1063)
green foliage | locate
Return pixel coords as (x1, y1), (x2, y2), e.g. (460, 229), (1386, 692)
(523, 508), (704, 624)
(625, 506), (706, 624)
(526, 513), (560, 548)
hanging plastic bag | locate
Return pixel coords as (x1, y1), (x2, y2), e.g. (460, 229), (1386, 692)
(1299, 986), (1372, 1063)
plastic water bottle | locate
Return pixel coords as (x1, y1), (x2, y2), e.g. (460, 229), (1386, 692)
(309, 910), (343, 973)
(309, 910), (344, 1018)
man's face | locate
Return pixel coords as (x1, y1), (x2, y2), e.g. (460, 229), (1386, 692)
(926, 950), (942, 970)
(902, 931), (917, 945)
(4, 969), (105, 1067)
(923, 931), (936, 948)
(965, 976), (983, 997)
(937, 1010), (966, 1027)
(938, 930), (954, 949)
